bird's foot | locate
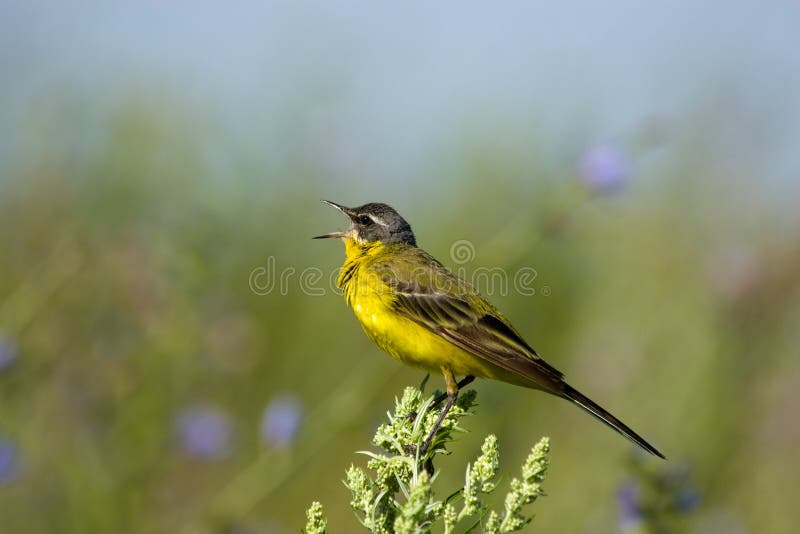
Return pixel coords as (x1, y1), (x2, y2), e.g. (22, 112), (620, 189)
(403, 439), (431, 457)
(403, 441), (436, 475)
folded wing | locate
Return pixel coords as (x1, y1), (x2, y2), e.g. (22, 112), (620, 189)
(376, 256), (564, 387)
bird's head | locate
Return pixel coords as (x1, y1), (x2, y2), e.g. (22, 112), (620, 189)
(313, 200), (416, 247)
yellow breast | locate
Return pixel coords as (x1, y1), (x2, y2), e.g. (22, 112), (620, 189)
(338, 239), (501, 378)
(350, 290), (449, 373)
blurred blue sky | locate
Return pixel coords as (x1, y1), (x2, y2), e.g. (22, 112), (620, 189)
(2, 1), (799, 197)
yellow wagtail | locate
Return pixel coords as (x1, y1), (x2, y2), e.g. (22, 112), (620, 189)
(315, 200), (664, 459)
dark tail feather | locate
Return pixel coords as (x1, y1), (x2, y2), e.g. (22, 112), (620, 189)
(561, 383), (666, 459)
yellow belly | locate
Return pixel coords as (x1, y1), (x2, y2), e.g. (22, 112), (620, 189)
(350, 292), (502, 379)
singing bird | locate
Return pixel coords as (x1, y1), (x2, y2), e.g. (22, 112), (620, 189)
(315, 200), (664, 459)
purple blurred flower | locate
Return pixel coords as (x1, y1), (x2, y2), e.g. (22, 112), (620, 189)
(661, 464), (702, 513)
(675, 489), (702, 513)
(617, 481), (642, 529)
(260, 395), (302, 447)
(176, 404), (233, 460)
(0, 332), (18, 371)
(0, 437), (22, 484)
(579, 144), (629, 193)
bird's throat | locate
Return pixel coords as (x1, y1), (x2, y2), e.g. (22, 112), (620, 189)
(338, 238), (383, 299)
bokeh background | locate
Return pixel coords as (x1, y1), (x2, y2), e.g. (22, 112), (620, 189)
(1, 2), (799, 533)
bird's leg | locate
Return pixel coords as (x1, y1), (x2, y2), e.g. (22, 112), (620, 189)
(419, 367), (460, 458)
(431, 375), (474, 409)
(407, 375), (473, 423)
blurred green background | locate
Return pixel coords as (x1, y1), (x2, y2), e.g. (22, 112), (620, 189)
(1, 3), (799, 533)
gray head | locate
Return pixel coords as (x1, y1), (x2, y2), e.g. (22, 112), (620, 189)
(313, 200), (416, 246)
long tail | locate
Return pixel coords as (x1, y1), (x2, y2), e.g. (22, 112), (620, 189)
(561, 383), (666, 459)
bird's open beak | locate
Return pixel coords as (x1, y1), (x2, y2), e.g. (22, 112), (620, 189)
(312, 231), (346, 239)
(313, 200), (354, 239)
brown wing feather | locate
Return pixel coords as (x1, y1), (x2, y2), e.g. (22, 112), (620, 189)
(384, 267), (564, 385)
(373, 248), (665, 459)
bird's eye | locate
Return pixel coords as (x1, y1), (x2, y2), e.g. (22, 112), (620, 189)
(358, 215), (372, 225)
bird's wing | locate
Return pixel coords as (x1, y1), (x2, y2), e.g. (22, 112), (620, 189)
(373, 249), (666, 459)
(375, 252), (564, 384)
